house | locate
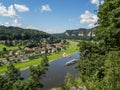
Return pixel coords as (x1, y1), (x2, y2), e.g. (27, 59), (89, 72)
(33, 47), (39, 51)
(9, 50), (14, 56)
(46, 44), (51, 47)
(41, 38), (46, 42)
(41, 47), (46, 54)
(46, 46), (52, 53)
(17, 55), (29, 62)
(15, 50), (21, 55)
(24, 47), (33, 51)
(53, 43), (62, 48)
(1, 60), (8, 64)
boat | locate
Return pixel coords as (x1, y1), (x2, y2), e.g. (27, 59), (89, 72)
(65, 59), (78, 66)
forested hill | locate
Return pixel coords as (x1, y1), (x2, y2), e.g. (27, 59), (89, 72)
(52, 27), (96, 40)
(0, 26), (52, 40)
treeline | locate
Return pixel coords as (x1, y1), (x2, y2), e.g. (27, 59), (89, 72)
(0, 55), (49, 90)
(52, 34), (96, 41)
(0, 26), (51, 40)
(52, 0), (120, 90)
(60, 36), (96, 41)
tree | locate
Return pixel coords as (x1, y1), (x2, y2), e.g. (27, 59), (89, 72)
(64, 73), (75, 90)
(95, 0), (120, 50)
(103, 51), (120, 90)
(12, 80), (25, 90)
(41, 55), (49, 66)
(3, 47), (7, 52)
(28, 65), (45, 90)
(0, 75), (7, 89)
(5, 62), (21, 81)
(94, 1), (120, 89)
(76, 41), (105, 89)
(24, 76), (42, 90)
(29, 66), (40, 79)
(56, 47), (61, 52)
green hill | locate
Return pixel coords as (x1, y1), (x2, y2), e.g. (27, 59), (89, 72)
(0, 26), (52, 40)
(52, 27), (96, 40)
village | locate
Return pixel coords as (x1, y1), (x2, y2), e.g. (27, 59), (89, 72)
(0, 39), (68, 66)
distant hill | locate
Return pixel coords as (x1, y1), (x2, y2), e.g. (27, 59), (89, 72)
(0, 26), (53, 40)
(52, 27), (96, 40)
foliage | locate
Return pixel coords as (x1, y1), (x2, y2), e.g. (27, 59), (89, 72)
(0, 54), (49, 90)
(63, 73), (75, 90)
(5, 62), (21, 81)
(55, 0), (120, 90)
(103, 51), (120, 90)
(12, 80), (25, 90)
(0, 26), (50, 40)
(41, 55), (49, 66)
(95, 0), (120, 49)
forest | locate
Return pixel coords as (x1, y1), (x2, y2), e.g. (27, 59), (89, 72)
(52, 0), (120, 90)
(0, 26), (52, 40)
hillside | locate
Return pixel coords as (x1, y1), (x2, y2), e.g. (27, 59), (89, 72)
(52, 27), (96, 40)
(0, 26), (52, 40)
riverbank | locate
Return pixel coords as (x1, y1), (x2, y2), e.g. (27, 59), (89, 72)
(0, 41), (79, 74)
(20, 52), (80, 90)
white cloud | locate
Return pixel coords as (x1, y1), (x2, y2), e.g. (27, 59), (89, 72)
(0, 3), (17, 18)
(80, 10), (98, 28)
(90, 0), (99, 6)
(8, 5), (17, 17)
(100, 0), (104, 5)
(41, 4), (52, 12)
(12, 19), (21, 27)
(5, 22), (10, 27)
(14, 4), (29, 12)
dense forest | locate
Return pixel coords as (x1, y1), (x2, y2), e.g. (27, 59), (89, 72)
(53, 0), (120, 90)
(0, 26), (52, 40)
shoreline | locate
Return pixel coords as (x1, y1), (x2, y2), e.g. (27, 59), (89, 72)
(0, 52), (78, 75)
(20, 52), (78, 72)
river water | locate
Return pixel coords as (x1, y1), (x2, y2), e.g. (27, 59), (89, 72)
(21, 52), (80, 90)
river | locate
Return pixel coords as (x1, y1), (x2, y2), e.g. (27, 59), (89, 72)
(21, 52), (80, 90)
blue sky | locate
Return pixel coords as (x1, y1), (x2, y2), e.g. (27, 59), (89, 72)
(0, 0), (104, 33)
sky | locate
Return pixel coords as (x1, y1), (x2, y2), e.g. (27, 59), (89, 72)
(0, 0), (104, 33)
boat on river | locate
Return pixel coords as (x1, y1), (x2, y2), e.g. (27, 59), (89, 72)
(65, 59), (78, 66)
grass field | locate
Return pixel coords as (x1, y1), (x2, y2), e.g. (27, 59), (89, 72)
(0, 44), (21, 51)
(0, 41), (79, 74)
